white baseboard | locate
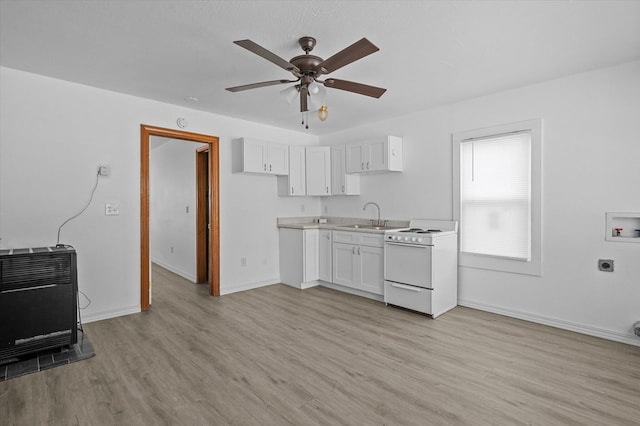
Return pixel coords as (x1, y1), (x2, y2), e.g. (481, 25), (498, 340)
(151, 257), (196, 282)
(220, 278), (280, 295)
(458, 299), (640, 347)
(81, 305), (141, 324)
(319, 281), (384, 302)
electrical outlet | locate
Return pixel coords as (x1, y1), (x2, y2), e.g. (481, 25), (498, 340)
(98, 165), (111, 177)
(171, 246), (174, 254)
(300, 204), (305, 213)
(241, 257), (247, 267)
(598, 259), (614, 272)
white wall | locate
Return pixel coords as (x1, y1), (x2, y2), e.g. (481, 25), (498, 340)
(149, 138), (204, 281)
(0, 66), (319, 322)
(320, 61), (640, 345)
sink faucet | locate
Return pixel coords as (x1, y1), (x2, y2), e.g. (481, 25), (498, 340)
(363, 202), (383, 226)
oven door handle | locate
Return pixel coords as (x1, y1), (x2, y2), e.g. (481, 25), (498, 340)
(385, 242), (432, 248)
(390, 282), (423, 292)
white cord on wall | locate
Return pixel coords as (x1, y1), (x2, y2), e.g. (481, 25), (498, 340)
(56, 170), (101, 246)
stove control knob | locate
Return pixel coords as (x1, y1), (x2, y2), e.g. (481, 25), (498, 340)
(411, 237), (417, 242)
(404, 236), (410, 242)
(417, 238), (423, 243)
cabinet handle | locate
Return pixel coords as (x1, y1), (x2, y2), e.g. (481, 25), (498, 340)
(352, 247), (356, 255)
(269, 164), (272, 172)
(326, 233), (330, 240)
(366, 161), (370, 169)
(291, 187), (294, 194)
(263, 163), (267, 171)
(361, 162), (365, 170)
(326, 186), (329, 194)
(342, 185), (345, 193)
(357, 247), (361, 255)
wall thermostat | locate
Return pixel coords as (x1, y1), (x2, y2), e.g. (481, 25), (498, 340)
(176, 118), (188, 129)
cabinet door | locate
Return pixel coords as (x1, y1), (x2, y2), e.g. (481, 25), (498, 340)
(346, 144), (365, 173)
(306, 146), (331, 196)
(332, 243), (358, 288)
(331, 145), (360, 195)
(242, 138), (267, 173)
(359, 246), (384, 295)
(303, 229), (320, 282)
(266, 143), (289, 175)
(288, 146), (306, 195)
(367, 139), (387, 171)
(331, 145), (346, 195)
(319, 230), (332, 282)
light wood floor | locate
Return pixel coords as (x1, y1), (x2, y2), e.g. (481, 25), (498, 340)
(2, 264), (639, 425)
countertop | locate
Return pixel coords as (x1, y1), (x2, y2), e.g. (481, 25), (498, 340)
(277, 216), (410, 234)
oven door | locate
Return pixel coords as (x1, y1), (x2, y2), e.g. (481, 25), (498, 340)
(384, 241), (432, 288)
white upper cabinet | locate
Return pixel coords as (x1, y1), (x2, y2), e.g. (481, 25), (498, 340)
(278, 145), (306, 196)
(266, 142), (289, 175)
(331, 145), (360, 195)
(345, 136), (403, 174)
(305, 146), (331, 196)
(232, 138), (289, 175)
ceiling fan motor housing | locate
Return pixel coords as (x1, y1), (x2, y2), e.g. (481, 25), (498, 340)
(298, 36), (316, 53)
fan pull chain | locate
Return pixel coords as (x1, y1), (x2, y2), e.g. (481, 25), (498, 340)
(305, 111), (309, 129)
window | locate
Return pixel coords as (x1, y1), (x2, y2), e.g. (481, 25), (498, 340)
(453, 119), (542, 276)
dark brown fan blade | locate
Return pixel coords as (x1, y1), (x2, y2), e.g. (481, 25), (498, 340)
(234, 40), (300, 74)
(226, 79), (297, 92)
(300, 86), (309, 112)
(314, 38), (379, 75)
(323, 79), (387, 98)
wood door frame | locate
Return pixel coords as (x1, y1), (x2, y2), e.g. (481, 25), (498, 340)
(140, 124), (220, 311)
(195, 145), (209, 283)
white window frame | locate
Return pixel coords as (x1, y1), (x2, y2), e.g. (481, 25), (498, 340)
(453, 119), (543, 276)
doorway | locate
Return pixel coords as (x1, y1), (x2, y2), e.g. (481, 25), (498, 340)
(195, 145), (209, 283)
(140, 125), (219, 311)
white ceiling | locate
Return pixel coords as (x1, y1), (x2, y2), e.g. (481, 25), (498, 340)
(2, 0), (639, 135)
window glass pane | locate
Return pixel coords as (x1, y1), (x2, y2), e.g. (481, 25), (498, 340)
(460, 132), (531, 260)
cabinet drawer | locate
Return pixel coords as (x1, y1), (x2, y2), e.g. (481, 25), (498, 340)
(384, 281), (432, 314)
(332, 231), (383, 247)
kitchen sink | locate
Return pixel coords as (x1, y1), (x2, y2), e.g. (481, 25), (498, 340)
(338, 224), (403, 231)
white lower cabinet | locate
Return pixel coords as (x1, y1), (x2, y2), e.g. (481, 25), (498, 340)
(279, 228), (319, 289)
(319, 229), (332, 282)
(332, 231), (384, 295)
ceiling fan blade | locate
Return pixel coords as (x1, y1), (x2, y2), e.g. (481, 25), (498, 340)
(300, 86), (309, 112)
(314, 38), (379, 75)
(226, 79), (297, 92)
(233, 39), (300, 74)
(323, 79), (387, 98)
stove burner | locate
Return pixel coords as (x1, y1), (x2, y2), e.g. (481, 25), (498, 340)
(399, 228), (442, 234)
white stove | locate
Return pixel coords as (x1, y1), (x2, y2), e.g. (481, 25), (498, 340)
(383, 219), (458, 317)
(385, 219), (458, 246)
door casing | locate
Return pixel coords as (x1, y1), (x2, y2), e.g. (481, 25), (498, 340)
(140, 124), (220, 310)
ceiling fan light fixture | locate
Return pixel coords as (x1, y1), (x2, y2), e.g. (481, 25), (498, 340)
(280, 85), (299, 104)
(318, 105), (328, 122)
(308, 82), (326, 110)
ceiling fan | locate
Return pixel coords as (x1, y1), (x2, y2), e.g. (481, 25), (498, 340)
(226, 36), (386, 123)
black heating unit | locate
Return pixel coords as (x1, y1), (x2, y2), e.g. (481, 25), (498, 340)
(0, 246), (78, 362)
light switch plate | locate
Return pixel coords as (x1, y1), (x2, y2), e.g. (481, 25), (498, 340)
(105, 203), (120, 216)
